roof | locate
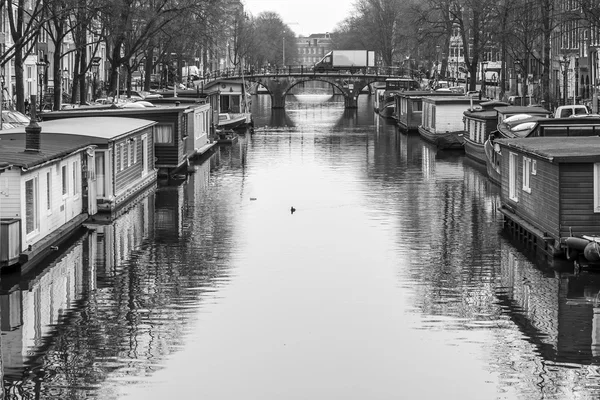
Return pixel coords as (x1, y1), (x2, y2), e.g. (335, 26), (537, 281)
(397, 90), (455, 98)
(463, 109), (497, 119)
(43, 105), (192, 121)
(0, 129), (91, 170)
(423, 96), (481, 104)
(0, 117), (156, 169)
(495, 106), (551, 115)
(497, 136), (600, 163)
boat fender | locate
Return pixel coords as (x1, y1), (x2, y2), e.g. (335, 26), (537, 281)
(564, 237), (590, 252)
(584, 241), (600, 262)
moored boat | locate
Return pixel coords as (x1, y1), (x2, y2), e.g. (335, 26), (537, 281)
(462, 100), (509, 164)
(395, 90), (456, 132)
(418, 96), (481, 149)
(377, 77), (420, 118)
(485, 115), (600, 185)
(218, 113), (247, 130)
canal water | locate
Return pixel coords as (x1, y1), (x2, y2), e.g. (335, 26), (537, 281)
(2, 93), (600, 399)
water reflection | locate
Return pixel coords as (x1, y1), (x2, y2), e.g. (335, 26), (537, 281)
(4, 95), (600, 399)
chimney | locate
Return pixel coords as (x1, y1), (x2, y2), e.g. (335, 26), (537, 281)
(25, 95), (41, 153)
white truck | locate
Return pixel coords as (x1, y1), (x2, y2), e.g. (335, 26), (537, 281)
(313, 50), (376, 73)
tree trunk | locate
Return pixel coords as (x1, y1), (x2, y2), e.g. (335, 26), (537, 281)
(144, 48), (154, 91)
(14, 50), (24, 114)
(79, 43), (87, 104)
(53, 50), (62, 110)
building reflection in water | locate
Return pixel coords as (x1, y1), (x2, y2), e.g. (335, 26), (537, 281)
(0, 182), (164, 398)
(0, 229), (92, 397)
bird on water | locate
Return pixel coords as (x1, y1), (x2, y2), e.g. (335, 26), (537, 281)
(290, 206), (296, 214)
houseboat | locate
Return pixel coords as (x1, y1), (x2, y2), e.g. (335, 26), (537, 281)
(484, 116), (600, 185)
(41, 102), (213, 177)
(376, 77), (420, 118)
(2, 116), (158, 215)
(395, 90), (456, 132)
(0, 116), (157, 269)
(0, 123), (92, 270)
(494, 106), (552, 138)
(495, 136), (600, 259)
(418, 96), (481, 149)
(461, 100), (509, 164)
(203, 78), (252, 130)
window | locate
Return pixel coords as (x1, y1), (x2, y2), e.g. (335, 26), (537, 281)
(133, 138), (137, 164)
(595, 164), (600, 212)
(128, 140), (133, 167)
(119, 143), (125, 170)
(46, 171), (51, 211)
(155, 124), (174, 144)
(72, 160), (79, 196)
(61, 165), (68, 196)
(509, 152), (518, 202)
(25, 177), (39, 235)
(522, 157), (532, 193)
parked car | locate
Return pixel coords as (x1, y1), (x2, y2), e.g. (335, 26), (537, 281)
(554, 104), (589, 118)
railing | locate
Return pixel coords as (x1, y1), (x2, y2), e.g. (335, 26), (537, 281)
(201, 66), (410, 82)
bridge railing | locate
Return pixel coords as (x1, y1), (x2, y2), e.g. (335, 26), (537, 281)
(200, 66), (409, 82)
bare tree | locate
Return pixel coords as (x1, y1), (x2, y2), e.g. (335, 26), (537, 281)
(5, 0), (44, 113)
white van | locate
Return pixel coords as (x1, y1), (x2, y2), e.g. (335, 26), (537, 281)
(554, 104), (589, 118)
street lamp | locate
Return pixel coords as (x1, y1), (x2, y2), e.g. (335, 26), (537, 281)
(559, 55), (570, 106)
(91, 57), (101, 101)
(36, 61), (48, 112)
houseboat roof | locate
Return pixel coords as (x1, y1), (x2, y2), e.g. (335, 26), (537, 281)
(463, 108), (497, 119)
(497, 136), (600, 163)
(494, 106), (551, 115)
(0, 127), (93, 169)
(1, 117), (156, 140)
(422, 96), (481, 105)
(43, 104), (195, 120)
(397, 90), (455, 98)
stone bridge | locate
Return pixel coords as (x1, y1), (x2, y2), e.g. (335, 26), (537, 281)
(204, 68), (404, 109)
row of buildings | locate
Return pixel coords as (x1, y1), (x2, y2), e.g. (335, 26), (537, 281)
(442, 5), (600, 108)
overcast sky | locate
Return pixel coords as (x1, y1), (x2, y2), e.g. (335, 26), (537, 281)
(242, 0), (353, 37)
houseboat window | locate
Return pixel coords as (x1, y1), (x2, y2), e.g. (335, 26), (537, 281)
(46, 172), (51, 212)
(141, 135), (148, 175)
(121, 143), (127, 169)
(116, 145), (121, 171)
(72, 161), (80, 196)
(522, 157), (532, 193)
(133, 138), (137, 164)
(127, 141), (133, 167)
(61, 165), (68, 196)
(595, 164), (600, 212)
(509, 153), (519, 202)
(96, 153), (105, 197)
(155, 125), (174, 144)
(413, 100), (422, 112)
(25, 177), (39, 235)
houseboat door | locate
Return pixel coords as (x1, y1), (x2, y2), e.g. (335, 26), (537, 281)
(86, 152), (98, 215)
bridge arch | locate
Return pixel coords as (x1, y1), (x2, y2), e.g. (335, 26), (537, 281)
(246, 75), (381, 109)
(209, 69), (399, 109)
